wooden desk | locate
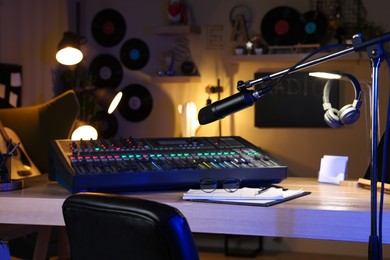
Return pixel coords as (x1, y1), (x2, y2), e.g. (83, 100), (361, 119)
(1, 175), (389, 244)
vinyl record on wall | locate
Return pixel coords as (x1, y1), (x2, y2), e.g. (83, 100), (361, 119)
(120, 38), (150, 70)
(91, 8), (126, 47)
(89, 54), (123, 88)
(90, 110), (119, 138)
(301, 10), (328, 44)
(118, 84), (153, 122)
(261, 6), (305, 46)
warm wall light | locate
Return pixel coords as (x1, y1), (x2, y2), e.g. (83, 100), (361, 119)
(56, 32), (83, 65)
(95, 88), (123, 114)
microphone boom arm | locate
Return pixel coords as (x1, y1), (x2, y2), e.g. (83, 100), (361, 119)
(237, 32), (390, 92)
(232, 31), (390, 260)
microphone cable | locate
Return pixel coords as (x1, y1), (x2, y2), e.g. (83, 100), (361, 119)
(261, 43), (349, 92)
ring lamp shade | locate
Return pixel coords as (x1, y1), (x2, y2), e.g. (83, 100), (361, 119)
(56, 32), (83, 65)
(95, 88), (123, 114)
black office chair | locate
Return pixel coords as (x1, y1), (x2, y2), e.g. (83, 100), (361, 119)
(62, 192), (200, 260)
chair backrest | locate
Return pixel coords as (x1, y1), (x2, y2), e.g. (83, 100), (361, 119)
(62, 192), (199, 260)
(0, 90), (79, 173)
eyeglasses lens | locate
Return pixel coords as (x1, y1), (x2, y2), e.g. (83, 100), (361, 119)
(200, 178), (217, 193)
(223, 179), (240, 193)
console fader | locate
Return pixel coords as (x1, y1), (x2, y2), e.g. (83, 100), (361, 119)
(48, 136), (287, 193)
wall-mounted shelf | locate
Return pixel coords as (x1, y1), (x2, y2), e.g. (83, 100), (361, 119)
(151, 75), (201, 83)
(150, 25), (201, 35)
(224, 52), (368, 63)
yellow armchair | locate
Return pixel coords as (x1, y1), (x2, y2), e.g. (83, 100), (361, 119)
(0, 90), (79, 259)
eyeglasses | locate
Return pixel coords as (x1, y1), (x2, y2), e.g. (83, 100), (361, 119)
(199, 178), (241, 193)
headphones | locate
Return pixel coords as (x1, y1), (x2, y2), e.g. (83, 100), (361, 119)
(322, 74), (362, 128)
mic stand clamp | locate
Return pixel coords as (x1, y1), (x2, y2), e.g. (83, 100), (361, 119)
(237, 80), (248, 92)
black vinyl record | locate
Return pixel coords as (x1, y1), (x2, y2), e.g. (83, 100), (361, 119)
(118, 84), (153, 122)
(89, 54), (123, 88)
(91, 9), (126, 47)
(120, 38), (150, 70)
(261, 6), (304, 46)
(90, 110), (119, 138)
(301, 10), (328, 44)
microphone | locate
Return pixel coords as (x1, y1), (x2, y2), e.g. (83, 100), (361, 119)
(198, 88), (270, 125)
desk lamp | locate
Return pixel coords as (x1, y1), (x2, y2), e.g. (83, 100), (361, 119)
(71, 123), (98, 141)
(71, 88), (122, 140)
(56, 32), (83, 66)
(95, 88), (123, 114)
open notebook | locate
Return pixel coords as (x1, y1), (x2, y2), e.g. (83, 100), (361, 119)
(182, 187), (310, 207)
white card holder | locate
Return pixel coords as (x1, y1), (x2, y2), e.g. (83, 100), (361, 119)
(318, 155), (348, 184)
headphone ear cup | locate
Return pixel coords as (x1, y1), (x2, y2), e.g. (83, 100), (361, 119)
(339, 104), (360, 125)
(324, 108), (343, 128)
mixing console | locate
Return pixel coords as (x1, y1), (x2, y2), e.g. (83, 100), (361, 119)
(48, 136), (287, 193)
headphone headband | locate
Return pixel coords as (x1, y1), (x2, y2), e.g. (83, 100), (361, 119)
(322, 73), (362, 128)
(323, 74), (362, 109)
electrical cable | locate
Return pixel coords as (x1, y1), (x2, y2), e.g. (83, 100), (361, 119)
(266, 43), (349, 90)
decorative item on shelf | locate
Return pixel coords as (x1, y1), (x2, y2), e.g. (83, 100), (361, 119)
(234, 44), (246, 55)
(158, 36), (199, 76)
(181, 61), (197, 75)
(173, 37), (199, 75)
(250, 34), (268, 55)
(261, 6), (304, 46)
(245, 41), (254, 55)
(229, 5), (252, 42)
(168, 0), (188, 25)
(157, 50), (176, 76)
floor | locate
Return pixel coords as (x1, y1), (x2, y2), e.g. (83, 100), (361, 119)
(7, 233), (387, 260)
(8, 251), (369, 260)
(194, 234), (372, 260)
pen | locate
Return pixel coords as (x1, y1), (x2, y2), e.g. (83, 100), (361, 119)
(256, 187), (270, 195)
